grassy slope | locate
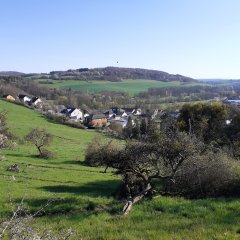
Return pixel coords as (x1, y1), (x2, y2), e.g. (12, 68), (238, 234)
(36, 79), (204, 96)
(0, 100), (119, 221)
(0, 100), (240, 240)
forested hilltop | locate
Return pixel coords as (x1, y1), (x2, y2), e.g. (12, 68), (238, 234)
(49, 67), (195, 82)
(0, 71), (25, 77)
(20, 67), (195, 82)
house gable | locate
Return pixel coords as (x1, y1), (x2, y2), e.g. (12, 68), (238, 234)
(31, 97), (42, 105)
(18, 94), (31, 103)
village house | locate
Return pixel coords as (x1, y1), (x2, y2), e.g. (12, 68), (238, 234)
(18, 94), (31, 103)
(104, 107), (142, 119)
(60, 107), (83, 121)
(104, 107), (126, 118)
(133, 108), (142, 116)
(122, 108), (142, 116)
(104, 107), (142, 129)
(2, 94), (15, 101)
(30, 97), (42, 107)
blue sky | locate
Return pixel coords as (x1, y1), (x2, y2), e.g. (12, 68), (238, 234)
(1, 0), (240, 78)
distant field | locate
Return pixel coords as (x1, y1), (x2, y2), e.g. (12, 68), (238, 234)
(35, 79), (205, 96)
(0, 100), (239, 239)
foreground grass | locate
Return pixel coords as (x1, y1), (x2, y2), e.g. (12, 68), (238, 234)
(35, 79), (204, 96)
(0, 100), (239, 239)
(33, 197), (240, 240)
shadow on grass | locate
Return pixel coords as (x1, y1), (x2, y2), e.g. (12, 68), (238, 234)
(6, 153), (35, 158)
(13, 197), (97, 216)
(40, 179), (121, 198)
(55, 160), (89, 166)
(6, 153), (51, 161)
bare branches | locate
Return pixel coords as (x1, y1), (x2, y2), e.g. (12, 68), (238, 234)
(0, 197), (75, 240)
(85, 128), (200, 214)
(25, 128), (53, 159)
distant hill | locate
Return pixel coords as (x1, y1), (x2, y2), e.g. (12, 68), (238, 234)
(0, 67), (195, 82)
(197, 79), (240, 85)
(48, 67), (195, 82)
(0, 71), (25, 76)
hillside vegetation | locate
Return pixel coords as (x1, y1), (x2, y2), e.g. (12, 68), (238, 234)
(0, 100), (240, 239)
(47, 67), (195, 82)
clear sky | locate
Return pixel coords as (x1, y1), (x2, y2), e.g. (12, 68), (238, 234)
(1, 0), (240, 78)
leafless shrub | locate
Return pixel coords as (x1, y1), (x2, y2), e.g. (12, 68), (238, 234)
(40, 149), (54, 159)
(108, 122), (123, 135)
(6, 164), (20, 173)
(25, 128), (54, 159)
(0, 198), (75, 240)
(0, 134), (8, 149)
(44, 112), (85, 129)
(167, 150), (240, 198)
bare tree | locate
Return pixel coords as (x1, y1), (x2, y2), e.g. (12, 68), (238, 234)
(25, 128), (53, 159)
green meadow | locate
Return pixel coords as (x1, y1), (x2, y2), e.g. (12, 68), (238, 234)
(35, 79), (204, 96)
(0, 100), (240, 239)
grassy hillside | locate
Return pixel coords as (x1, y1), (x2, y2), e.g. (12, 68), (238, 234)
(0, 100), (119, 224)
(36, 79), (205, 96)
(0, 100), (240, 239)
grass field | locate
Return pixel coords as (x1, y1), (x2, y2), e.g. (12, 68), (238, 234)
(35, 79), (205, 96)
(0, 100), (240, 239)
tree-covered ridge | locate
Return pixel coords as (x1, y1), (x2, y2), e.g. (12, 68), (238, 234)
(0, 67), (195, 82)
(0, 71), (25, 77)
(47, 67), (195, 82)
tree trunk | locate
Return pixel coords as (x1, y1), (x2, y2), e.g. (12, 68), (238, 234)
(103, 166), (109, 173)
(37, 146), (42, 156)
(122, 183), (152, 215)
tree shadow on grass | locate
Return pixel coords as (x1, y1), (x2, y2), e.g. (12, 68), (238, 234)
(6, 152), (49, 161)
(13, 197), (98, 217)
(6, 153), (34, 158)
(40, 179), (121, 198)
(51, 160), (87, 166)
